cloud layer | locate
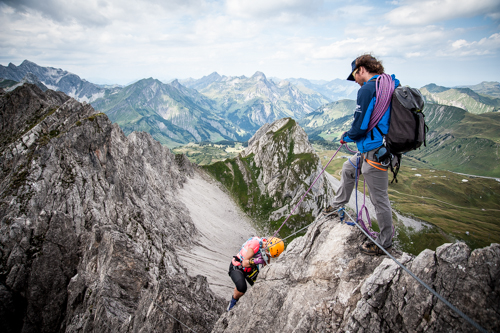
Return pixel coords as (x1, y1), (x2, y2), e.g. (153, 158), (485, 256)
(0, 0), (499, 87)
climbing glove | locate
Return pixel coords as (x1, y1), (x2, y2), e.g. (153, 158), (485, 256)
(340, 132), (347, 144)
(249, 257), (265, 266)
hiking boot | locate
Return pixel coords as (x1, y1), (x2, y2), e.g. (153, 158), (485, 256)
(359, 242), (391, 256)
(322, 205), (342, 217)
(227, 297), (238, 311)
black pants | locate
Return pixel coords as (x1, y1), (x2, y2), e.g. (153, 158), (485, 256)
(228, 263), (254, 294)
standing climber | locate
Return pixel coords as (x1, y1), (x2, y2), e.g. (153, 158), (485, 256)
(227, 236), (284, 311)
(324, 54), (399, 255)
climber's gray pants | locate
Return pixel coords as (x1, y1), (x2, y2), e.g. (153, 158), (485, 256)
(332, 152), (393, 248)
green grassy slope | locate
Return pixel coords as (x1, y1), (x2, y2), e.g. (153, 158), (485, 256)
(91, 78), (242, 147)
(420, 85), (500, 114)
(408, 104), (500, 177)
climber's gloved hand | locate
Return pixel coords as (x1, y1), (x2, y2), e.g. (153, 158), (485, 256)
(249, 257), (265, 266)
(340, 132), (347, 144)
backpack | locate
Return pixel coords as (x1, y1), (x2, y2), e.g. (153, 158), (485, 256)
(375, 85), (427, 183)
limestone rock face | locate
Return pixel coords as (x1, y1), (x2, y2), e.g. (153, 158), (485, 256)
(213, 217), (500, 332)
(241, 117), (335, 222)
(0, 84), (224, 332)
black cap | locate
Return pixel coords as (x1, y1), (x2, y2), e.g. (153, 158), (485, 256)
(347, 58), (357, 81)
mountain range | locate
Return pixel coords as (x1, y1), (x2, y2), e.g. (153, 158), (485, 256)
(420, 83), (500, 114)
(182, 71), (330, 132)
(90, 77), (243, 147)
(0, 61), (336, 147)
(0, 60), (117, 102)
(2, 60), (500, 178)
(278, 77), (359, 101)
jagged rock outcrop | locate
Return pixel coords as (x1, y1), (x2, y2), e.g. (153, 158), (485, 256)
(242, 118), (334, 220)
(213, 217), (500, 332)
(0, 84), (224, 332)
(204, 118), (335, 233)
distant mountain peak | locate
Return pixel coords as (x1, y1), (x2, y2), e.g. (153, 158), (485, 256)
(20, 59), (37, 66)
(252, 71), (267, 80)
(421, 83), (449, 93)
(206, 72), (221, 79)
(169, 78), (185, 90)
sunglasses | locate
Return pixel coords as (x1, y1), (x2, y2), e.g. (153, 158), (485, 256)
(352, 68), (359, 77)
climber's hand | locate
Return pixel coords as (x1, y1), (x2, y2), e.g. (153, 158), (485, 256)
(249, 257), (265, 266)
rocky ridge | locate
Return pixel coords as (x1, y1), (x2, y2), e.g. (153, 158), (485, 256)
(0, 60), (110, 103)
(214, 216), (500, 332)
(0, 84), (224, 332)
(203, 117), (335, 234)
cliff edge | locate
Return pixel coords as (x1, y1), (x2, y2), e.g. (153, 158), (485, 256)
(214, 216), (500, 332)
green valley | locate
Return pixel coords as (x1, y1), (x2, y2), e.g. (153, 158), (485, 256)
(172, 141), (246, 165)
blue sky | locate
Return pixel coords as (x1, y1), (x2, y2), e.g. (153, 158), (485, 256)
(0, 0), (499, 87)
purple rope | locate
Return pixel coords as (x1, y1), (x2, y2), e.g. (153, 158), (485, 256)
(366, 74), (395, 134)
(344, 144), (358, 154)
(358, 180), (378, 238)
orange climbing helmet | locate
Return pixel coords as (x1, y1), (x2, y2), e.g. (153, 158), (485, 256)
(266, 237), (284, 258)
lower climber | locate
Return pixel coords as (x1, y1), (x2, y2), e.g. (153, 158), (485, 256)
(227, 236), (284, 311)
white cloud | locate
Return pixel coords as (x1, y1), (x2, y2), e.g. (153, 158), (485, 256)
(0, 0), (205, 26)
(310, 25), (449, 60)
(386, 0), (500, 26)
(226, 0), (324, 19)
(0, 0), (498, 86)
(449, 33), (500, 56)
